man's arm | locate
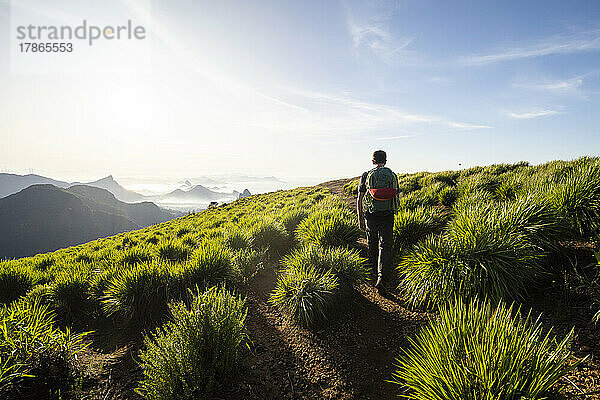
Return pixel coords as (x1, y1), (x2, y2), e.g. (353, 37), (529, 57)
(357, 191), (366, 230)
(357, 172), (368, 230)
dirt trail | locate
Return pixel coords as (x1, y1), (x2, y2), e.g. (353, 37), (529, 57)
(318, 178), (359, 210)
(221, 178), (431, 399)
(224, 269), (430, 400)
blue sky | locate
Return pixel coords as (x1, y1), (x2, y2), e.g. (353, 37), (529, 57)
(0, 0), (599, 185)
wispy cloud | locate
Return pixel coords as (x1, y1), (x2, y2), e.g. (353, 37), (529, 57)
(350, 134), (420, 143)
(371, 135), (417, 140)
(506, 109), (560, 119)
(283, 88), (492, 136)
(447, 121), (492, 129)
(344, 1), (415, 63)
(534, 79), (582, 91)
(511, 70), (600, 98)
(461, 29), (600, 65)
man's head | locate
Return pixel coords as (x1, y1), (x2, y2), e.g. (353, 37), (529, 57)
(372, 150), (387, 165)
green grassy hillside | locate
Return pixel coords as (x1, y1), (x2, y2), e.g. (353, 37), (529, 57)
(2, 157), (600, 399)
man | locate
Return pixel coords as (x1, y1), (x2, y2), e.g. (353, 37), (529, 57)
(357, 150), (399, 295)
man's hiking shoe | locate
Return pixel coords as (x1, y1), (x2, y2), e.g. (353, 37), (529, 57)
(375, 278), (386, 295)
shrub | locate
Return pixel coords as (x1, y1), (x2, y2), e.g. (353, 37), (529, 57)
(23, 284), (53, 306)
(137, 287), (248, 400)
(392, 297), (576, 400)
(459, 172), (501, 196)
(176, 242), (232, 291)
(157, 240), (190, 262)
(0, 300), (89, 397)
(270, 265), (339, 327)
(393, 207), (447, 251)
(437, 186), (459, 207)
(547, 162), (600, 236)
(494, 178), (522, 201)
(176, 227), (191, 238)
(282, 245), (368, 284)
(249, 220), (290, 257)
(446, 202), (543, 281)
(397, 236), (460, 307)
(122, 236), (137, 247)
(119, 246), (153, 266)
(397, 189), (439, 210)
(296, 210), (361, 248)
(0, 356), (21, 393)
(89, 265), (121, 299)
(102, 262), (171, 331)
(312, 193), (325, 202)
(343, 180), (359, 196)
(483, 161), (530, 175)
(35, 256), (55, 270)
(281, 209), (309, 237)
(452, 189), (495, 210)
(92, 247), (117, 264)
(311, 194), (349, 212)
(74, 252), (93, 263)
(145, 235), (159, 245)
(501, 193), (568, 250)
(398, 201), (546, 308)
(49, 269), (94, 324)
(232, 248), (266, 281)
(223, 228), (250, 250)
(419, 170), (459, 187)
(180, 234), (197, 249)
(398, 174), (423, 194)
(0, 263), (37, 304)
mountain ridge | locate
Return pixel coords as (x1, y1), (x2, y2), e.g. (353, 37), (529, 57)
(0, 173), (70, 199)
(0, 184), (181, 259)
(1, 173), (254, 205)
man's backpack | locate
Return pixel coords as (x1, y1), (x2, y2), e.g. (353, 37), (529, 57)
(364, 167), (399, 214)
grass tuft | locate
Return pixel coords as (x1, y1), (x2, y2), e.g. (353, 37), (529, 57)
(223, 228), (251, 250)
(0, 262), (37, 304)
(156, 240), (191, 263)
(296, 209), (361, 248)
(137, 286), (248, 400)
(393, 206), (447, 252)
(0, 299), (89, 396)
(49, 267), (94, 324)
(102, 262), (172, 332)
(398, 200), (550, 308)
(249, 219), (290, 257)
(176, 241), (232, 291)
(393, 297), (577, 400)
(547, 162), (600, 237)
(282, 244), (368, 284)
(270, 264), (339, 327)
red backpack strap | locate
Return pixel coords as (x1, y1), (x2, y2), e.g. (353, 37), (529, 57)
(368, 188), (398, 201)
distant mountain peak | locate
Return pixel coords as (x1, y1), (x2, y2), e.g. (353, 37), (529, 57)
(83, 175), (144, 203)
(238, 188), (252, 199)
